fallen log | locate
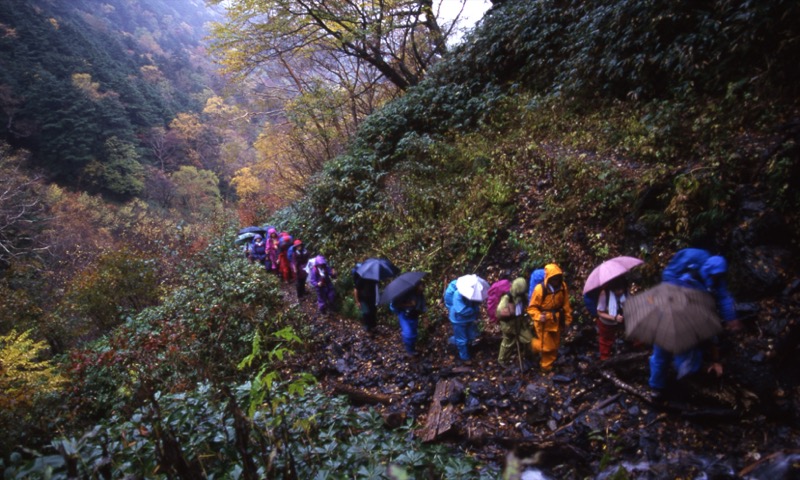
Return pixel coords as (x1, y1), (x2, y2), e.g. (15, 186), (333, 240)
(738, 449), (800, 477)
(330, 382), (394, 406)
(598, 369), (654, 402)
(598, 369), (741, 419)
(417, 379), (462, 442)
(591, 351), (650, 370)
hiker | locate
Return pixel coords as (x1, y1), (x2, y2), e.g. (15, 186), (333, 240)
(250, 235), (267, 268)
(352, 264), (380, 335)
(265, 228), (280, 273)
(308, 255), (336, 315)
(444, 276), (486, 363)
(289, 240), (309, 299)
(595, 276), (629, 360)
(649, 249), (741, 398)
(278, 232), (294, 282)
(497, 277), (534, 366)
(527, 263), (573, 373)
(389, 282), (427, 357)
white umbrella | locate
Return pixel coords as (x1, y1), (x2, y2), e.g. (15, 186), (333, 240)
(455, 274), (490, 302)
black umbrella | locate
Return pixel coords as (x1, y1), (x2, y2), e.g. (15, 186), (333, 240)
(356, 258), (400, 281)
(379, 271), (427, 305)
(238, 226), (266, 235)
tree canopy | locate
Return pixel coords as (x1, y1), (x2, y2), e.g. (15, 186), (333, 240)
(209, 0), (457, 91)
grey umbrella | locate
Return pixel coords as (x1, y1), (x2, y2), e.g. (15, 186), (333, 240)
(238, 226), (266, 235)
(625, 282), (723, 353)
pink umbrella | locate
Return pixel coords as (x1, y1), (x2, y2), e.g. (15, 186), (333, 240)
(582, 256), (644, 295)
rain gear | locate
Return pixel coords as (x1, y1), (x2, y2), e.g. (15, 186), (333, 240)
(290, 241), (309, 298)
(527, 264), (573, 371)
(497, 278), (534, 365)
(649, 251), (736, 390)
(390, 286), (427, 355)
(353, 266), (379, 332)
(250, 236), (267, 265)
(308, 256), (336, 313)
(278, 233), (293, 282)
(444, 279), (482, 360)
(266, 228), (279, 271)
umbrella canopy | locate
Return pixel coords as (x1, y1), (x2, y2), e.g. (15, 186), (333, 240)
(356, 258), (400, 281)
(625, 282), (722, 354)
(238, 226), (266, 235)
(235, 232), (257, 245)
(379, 271), (427, 305)
(455, 274), (491, 302)
(583, 256), (644, 295)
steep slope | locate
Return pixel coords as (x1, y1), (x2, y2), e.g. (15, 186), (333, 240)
(264, 0), (800, 475)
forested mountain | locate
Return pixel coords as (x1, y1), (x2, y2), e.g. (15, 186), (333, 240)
(0, 0), (222, 197)
(2, 0), (800, 478)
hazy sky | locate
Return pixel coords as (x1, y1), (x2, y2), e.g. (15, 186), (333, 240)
(438, 0), (492, 42)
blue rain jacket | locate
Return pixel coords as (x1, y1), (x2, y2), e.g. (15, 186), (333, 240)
(444, 279), (481, 324)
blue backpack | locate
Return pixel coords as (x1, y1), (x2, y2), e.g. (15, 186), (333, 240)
(527, 268), (546, 302)
(583, 290), (600, 319)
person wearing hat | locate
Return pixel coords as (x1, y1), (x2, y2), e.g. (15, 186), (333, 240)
(308, 255), (336, 314)
(527, 263), (573, 373)
(289, 240), (309, 299)
(250, 235), (267, 268)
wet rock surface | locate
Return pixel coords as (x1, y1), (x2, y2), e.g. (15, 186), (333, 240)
(279, 283), (800, 478)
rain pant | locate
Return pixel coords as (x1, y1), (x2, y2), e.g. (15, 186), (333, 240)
(309, 264), (335, 313)
(390, 289), (426, 354)
(649, 251), (737, 389)
(497, 278), (534, 365)
(354, 276), (379, 332)
(266, 228), (279, 271)
(596, 289), (627, 360)
(649, 345), (704, 389)
(527, 264), (573, 371)
(444, 280), (482, 360)
(291, 246), (309, 298)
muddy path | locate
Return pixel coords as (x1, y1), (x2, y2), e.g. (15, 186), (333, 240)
(274, 279), (800, 478)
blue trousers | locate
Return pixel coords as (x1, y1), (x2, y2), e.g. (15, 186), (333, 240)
(397, 312), (419, 354)
(649, 345), (703, 390)
(449, 322), (479, 360)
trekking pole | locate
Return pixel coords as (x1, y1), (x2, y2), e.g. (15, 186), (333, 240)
(515, 319), (524, 371)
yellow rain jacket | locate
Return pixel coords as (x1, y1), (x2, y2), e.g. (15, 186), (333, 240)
(527, 263), (573, 371)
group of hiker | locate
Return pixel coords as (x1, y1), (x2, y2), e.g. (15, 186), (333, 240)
(348, 248), (742, 400)
(241, 226), (742, 398)
(244, 228), (337, 314)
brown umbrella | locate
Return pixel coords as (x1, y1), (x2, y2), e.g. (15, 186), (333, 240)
(625, 282), (723, 353)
